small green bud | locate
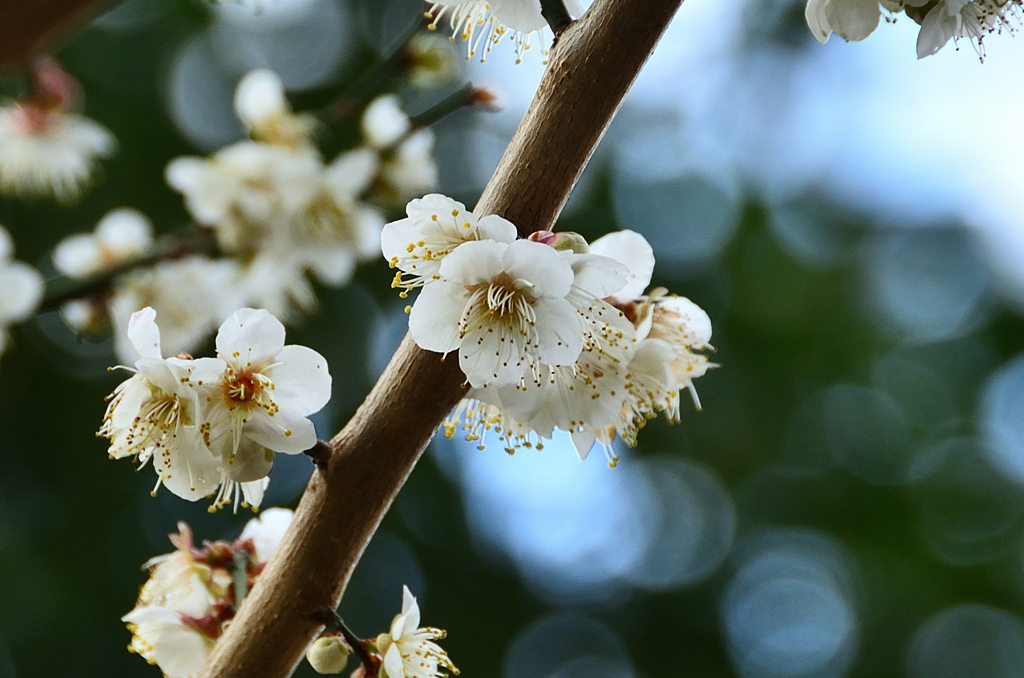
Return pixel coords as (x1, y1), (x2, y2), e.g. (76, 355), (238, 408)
(306, 635), (351, 675)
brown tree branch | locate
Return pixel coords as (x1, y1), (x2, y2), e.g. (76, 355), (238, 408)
(197, 0), (684, 676)
(0, 0), (116, 72)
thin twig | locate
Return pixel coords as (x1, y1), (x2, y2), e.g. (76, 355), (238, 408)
(198, 1), (685, 676)
(540, 0), (573, 36)
(40, 226), (217, 312)
(309, 608), (376, 670)
(0, 0), (116, 72)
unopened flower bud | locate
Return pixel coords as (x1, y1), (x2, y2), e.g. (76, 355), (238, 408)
(527, 230), (589, 253)
(306, 635), (351, 674)
(467, 83), (505, 112)
(403, 33), (461, 90)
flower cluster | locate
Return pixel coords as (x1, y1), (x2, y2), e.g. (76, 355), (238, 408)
(166, 70), (387, 320)
(426, 0), (585, 62)
(304, 585), (458, 678)
(0, 225), (44, 362)
(0, 57), (115, 203)
(123, 508), (293, 678)
(45, 67), (446, 363)
(806, 0), (1022, 58)
(99, 306), (331, 510)
(383, 194), (714, 465)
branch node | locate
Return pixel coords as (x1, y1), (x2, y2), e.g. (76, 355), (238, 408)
(304, 440), (332, 472)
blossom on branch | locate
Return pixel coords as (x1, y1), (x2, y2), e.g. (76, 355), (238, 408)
(52, 208), (154, 280)
(200, 307), (332, 510)
(361, 95), (440, 202)
(915, 0), (1023, 58)
(123, 510), (294, 678)
(378, 586), (458, 678)
(409, 238), (585, 388)
(425, 0), (585, 62)
(382, 194), (517, 295)
(100, 307), (331, 510)
(167, 69), (389, 317)
(386, 197), (715, 465)
(99, 307), (227, 502)
(804, 0), (1021, 57)
(0, 58), (115, 203)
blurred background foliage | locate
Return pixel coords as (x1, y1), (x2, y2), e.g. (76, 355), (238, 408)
(3, 0), (1024, 677)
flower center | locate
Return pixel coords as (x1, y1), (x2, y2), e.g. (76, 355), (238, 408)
(459, 274), (537, 338)
(223, 368), (277, 414)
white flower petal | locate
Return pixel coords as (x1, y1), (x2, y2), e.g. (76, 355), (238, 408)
(459, 323), (525, 388)
(565, 253), (628, 299)
(215, 308), (286, 368)
(489, 0), (547, 31)
(917, 1), (956, 57)
(805, 0), (834, 43)
(0, 260), (43, 322)
(437, 239), (507, 285)
(128, 307), (162, 360)
(401, 586), (420, 631)
(362, 95), (411, 149)
(501, 240), (574, 298)
(571, 429), (596, 460)
(475, 214), (518, 243)
(235, 69), (288, 131)
(266, 344), (333, 415)
(239, 507), (294, 563)
(533, 298), (584, 366)
(409, 282), (470, 353)
(383, 644), (405, 678)
(246, 407), (317, 454)
(825, 0), (881, 42)
(588, 230), (654, 301)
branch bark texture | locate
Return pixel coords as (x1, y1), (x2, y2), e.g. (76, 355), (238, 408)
(198, 0), (684, 676)
(0, 0), (114, 72)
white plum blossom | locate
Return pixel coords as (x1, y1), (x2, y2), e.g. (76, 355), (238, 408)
(52, 207), (153, 279)
(572, 230), (716, 461)
(108, 255), (245, 363)
(425, 0), (585, 62)
(124, 512), (293, 677)
(382, 194), (517, 294)
(379, 129), (439, 202)
(362, 95), (412, 150)
(168, 71), (387, 311)
(409, 238), (584, 388)
(804, 0), (913, 43)
(99, 307), (226, 501)
(360, 96), (440, 203)
(200, 308), (331, 509)
(123, 605), (215, 678)
(102, 306), (328, 510)
(286, 148), (385, 286)
(386, 197), (714, 465)
(377, 586), (458, 678)
(0, 225), (44, 359)
(166, 141), (322, 255)
(234, 69), (316, 149)
(0, 58), (115, 203)
(915, 0), (1022, 58)
(464, 245), (637, 454)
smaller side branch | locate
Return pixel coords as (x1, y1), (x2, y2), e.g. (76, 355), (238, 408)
(0, 0), (116, 72)
(540, 0), (573, 35)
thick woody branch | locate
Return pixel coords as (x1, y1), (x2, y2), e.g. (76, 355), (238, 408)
(0, 0), (116, 72)
(198, 0), (684, 676)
